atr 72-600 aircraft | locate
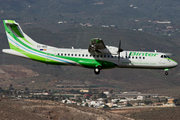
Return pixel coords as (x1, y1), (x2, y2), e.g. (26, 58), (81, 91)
(2, 20), (178, 75)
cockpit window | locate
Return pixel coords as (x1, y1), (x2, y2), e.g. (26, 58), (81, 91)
(161, 55), (170, 58)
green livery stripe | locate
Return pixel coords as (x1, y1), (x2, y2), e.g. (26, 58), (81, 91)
(9, 42), (66, 65)
(7, 20), (15, 24)
(9, 24), (33, 45)
(4, 21), (47, 55)
(166, 58), (177, 63)
(10, 25), (23, 37)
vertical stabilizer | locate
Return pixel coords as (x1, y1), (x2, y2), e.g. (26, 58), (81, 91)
(3, 20), (38, 50)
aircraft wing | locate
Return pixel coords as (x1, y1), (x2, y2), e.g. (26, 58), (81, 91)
(88, 38), (110, 54)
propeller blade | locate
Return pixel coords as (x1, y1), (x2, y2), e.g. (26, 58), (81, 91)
(117, 38), (123, 63)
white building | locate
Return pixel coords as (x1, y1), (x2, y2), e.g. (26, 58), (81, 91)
(137, 95), (145, 100)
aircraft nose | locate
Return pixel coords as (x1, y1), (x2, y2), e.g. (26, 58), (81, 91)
(174, 61), (178, 67)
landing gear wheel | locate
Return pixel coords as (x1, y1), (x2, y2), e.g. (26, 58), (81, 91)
(165, 71), (168, 75)
(94, 66), (101, 75)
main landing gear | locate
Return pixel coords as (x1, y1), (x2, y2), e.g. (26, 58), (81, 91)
(164, 69), (169, 75)
(94, 66), (102, 75)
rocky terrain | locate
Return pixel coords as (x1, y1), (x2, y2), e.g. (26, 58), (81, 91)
(0, 98), (130, 120)
(0, 65), (38, 79)
(0, 65), (38, 87)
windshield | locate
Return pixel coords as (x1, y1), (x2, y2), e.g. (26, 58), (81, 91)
(161, 55), (170, 58)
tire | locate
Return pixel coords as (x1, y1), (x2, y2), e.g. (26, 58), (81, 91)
(94, 67), (100, 75)
(165, 71), (168, 75)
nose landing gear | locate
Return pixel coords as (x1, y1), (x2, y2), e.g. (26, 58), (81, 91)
(165, 71), (168, 75)
(164, 69), (169, 75)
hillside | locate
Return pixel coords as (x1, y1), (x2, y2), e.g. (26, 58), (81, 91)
(0, 99), (128, 120)
(0, 0), (180, 35)
(1, 98), (180, 120)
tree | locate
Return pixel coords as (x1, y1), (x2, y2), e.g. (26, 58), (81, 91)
(9, 84), (13, 90)
(25, 87), (29, 91)
(1, 92), (3, 97)
(92, 95), (97, 100)
(85, 95), (90, 99)
(98, 92), (107, 98)
(51, 96), (54, 101)
(144, 100), (152, 105)
(85, 103), (89, 107)
(14, 90), (17, 97)
(0, 87), (3, 93)
(103, 105), (109, 108)
(25, 87), (29, 95)
(103, 99), (108, 103)
(76, 97), (82, 103)
(109, 89), (113, 94)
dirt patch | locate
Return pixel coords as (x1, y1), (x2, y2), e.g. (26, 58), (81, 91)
(0, 99), (130, 120)
(0, 65), (39, 79)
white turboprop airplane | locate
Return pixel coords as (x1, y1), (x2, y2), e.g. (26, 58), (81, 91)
(2, 20), (178, 75)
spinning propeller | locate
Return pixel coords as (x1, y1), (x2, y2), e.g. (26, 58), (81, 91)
(117, 38), (123, 62)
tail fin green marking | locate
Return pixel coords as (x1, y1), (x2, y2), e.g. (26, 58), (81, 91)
(3, 20), (34, 48)
(9, 24), (33, 45)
